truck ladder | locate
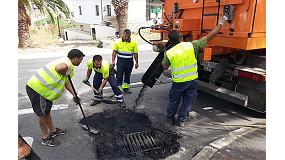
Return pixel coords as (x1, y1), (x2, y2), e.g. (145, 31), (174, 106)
(200, 0), (221, 34)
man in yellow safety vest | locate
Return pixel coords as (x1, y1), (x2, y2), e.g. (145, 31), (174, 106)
(83, 55), (124, 106)
(26, 49), (85, 146)
(112, 29), (139, 93)
(162, 15), (230, 127)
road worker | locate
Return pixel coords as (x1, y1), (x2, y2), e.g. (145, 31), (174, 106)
(162, 15), (230, 127)
(83, 55), (125, 107)
(26, 49), (85, 146)
(111, 29), (139, 93)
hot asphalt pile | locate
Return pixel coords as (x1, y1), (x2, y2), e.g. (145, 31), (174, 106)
(80, 108), (181, 160)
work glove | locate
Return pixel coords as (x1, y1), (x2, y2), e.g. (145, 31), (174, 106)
(82, 79), (90, 85)
(152, 43), (166, 53)
(219, 5), (234, 25)
(73, 96), (81, 105)
(135, 63), (139, 69)
(110, 65), (117, 74)
(218, 15), (229, 26)
(98, 88), (103, 96)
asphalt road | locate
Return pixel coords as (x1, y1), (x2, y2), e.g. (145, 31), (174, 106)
(18, 47), (157, 109)
(18, 46), (266, 160)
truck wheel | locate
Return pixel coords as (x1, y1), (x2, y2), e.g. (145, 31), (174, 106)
(230, 51), (249, 65)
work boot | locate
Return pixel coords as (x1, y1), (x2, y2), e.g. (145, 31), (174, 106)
(90, 100), (101, 106)
(119, 100), (126, 108)
(123, 88), (132, 94)
(41, 136), (60, 147)
(49, 128), (67, 138)
(166, 117), (175, 125)
(175, 120), (185, 127)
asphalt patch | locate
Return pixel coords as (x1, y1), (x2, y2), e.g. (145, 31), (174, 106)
(80, 109), (181, 160)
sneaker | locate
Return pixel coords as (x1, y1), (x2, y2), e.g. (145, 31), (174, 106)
(41, 136), (60, 147)
(166, 117), (175, 125)
(90, 100), (101, 106)
(50, 128), (67, 138)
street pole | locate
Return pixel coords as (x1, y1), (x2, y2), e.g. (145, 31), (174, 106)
(57, 15), (61, 38)
(100, 0), (103, 22)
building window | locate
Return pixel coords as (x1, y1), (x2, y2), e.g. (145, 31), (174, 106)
(95, 5), (99, 16)
(79, 6), (82, 15)
(107, 5), (111, 16)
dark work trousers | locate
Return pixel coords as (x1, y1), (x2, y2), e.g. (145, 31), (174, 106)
(93, 71), (123, 100)
(116, 57), (134, 86)
(166, 80), (198, 123)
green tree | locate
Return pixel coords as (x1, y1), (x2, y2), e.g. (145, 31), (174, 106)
(111, 0), (128, 36)
(18, 0), (70, 48)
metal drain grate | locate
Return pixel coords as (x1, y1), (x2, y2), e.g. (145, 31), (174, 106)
(122, 131), (162, 153)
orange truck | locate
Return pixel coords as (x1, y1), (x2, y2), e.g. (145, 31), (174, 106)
(141, 0), (266, 112)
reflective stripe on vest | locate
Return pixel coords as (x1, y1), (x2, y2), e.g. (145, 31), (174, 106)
(42, 66), (65, 85)
(34, 72), (63, 95)
(166, 42), (198, 83)
(117, 50), (133, 58)
(172, 70), (198, 79)
(170, 63), (197, 73)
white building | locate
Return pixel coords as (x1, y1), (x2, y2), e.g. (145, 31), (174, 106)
(63, 0), (162, 40)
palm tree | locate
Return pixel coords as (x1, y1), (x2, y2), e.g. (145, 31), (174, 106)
(18, 0), (70, 48)
(111, 0), (128, 36)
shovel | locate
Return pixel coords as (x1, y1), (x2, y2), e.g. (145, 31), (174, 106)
(83, 81), (119, 104)
(68, 75), (99, 135)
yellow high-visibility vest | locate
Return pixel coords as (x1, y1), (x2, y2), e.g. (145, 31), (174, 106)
(113, 39), (138, 59)
(166, 42), (198, 83)
(87, 59), (110, 79)
(27, 57), (74, 101)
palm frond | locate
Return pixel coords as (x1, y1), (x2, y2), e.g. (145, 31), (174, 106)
(45, 7), (55, 23)
(21, 0), (70, 24)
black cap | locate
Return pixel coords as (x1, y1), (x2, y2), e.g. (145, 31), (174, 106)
(67, 49), (85, 59)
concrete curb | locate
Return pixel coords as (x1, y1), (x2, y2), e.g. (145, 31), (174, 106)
(191, 127), (257, 160)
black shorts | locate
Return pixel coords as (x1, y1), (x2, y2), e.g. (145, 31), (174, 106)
(26, 85), (53, 116)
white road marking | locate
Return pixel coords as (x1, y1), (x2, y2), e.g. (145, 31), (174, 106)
(105, 82), (143, 89)
(19, 82), (144, 114)
(140, 59), (153, 62)
(78, 81), (143, 95)
(28, 69), (38, 72)
(18, 104), (69, 115)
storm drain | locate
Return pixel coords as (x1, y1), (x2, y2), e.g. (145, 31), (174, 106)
(122, 130), (162, 153)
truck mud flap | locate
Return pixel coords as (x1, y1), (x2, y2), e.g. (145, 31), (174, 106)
(141, 51), (164, 88)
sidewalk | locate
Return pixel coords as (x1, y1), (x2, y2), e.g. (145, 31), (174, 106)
(18, 40), (153, 59)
